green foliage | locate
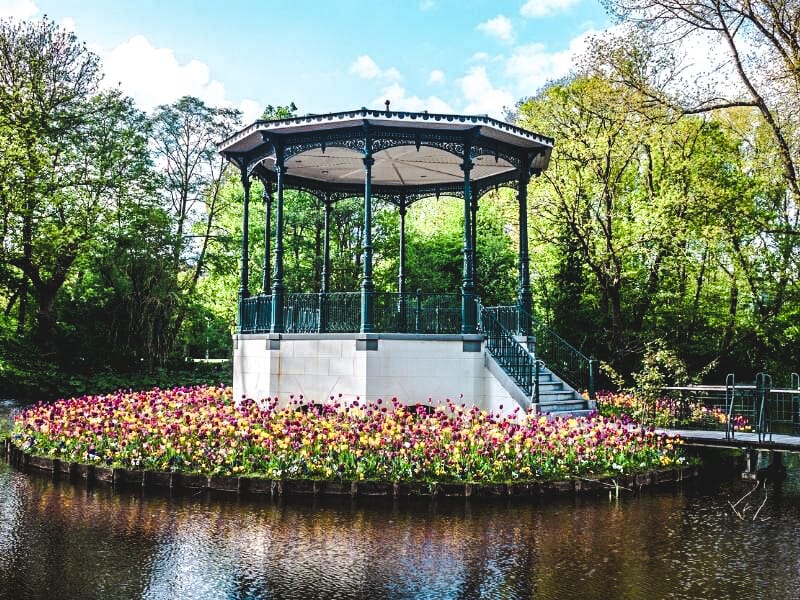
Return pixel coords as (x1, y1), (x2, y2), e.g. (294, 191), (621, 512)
(517, 71), (800, 381)
(631, 340), (689, 405)
(0, 331), (230, 401)
(0, 19), (155, 349)
(262, 102), (298, 120)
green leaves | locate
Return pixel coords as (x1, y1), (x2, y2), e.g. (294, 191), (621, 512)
(516, 69), (800, 380)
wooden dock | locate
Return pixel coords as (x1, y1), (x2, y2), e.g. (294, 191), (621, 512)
(661, 428), (800, 452)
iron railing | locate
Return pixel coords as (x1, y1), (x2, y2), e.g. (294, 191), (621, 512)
(322, 292), (361, 332)
(481, 305), (595, 398)
(238, 294), (273, 333)
(284, 293), (321, 333)
(392, 291), (461, 334)
(238, 291), (462, 334)
(480, 306), (539, 399)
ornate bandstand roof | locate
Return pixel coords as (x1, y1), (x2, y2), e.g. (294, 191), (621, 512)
(218, 107), (553, 204)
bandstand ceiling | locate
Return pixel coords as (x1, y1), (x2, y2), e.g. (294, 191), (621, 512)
(218, 108), (554, 196)
(256, 145), (517, 187)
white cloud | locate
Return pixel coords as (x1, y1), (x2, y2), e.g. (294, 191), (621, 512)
(375, 82), (453, 114)
(0, 0), (38, 19)
(383, 67), (402, 81)
(350, 55), (381, 79)
(427, 69), (445, 85)
(419, 0), (436, 11)
(103, 35), (261, 121)
(644, 26), (749, 101)
(520, 0), (579, 18)
(505, 29), (597, 93)
(458, 66), (514, 119)
(477, 15), (514, 43)
(470, 52), (505, 65)
(349, 54), (401, 81)
(59, 16), (76, 32)
(238, 99), (264, 124)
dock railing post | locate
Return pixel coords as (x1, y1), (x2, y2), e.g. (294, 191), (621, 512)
(792, 372), (800, 434)
(725, 373), (735, 440)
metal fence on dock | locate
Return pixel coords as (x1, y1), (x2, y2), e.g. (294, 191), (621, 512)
(663, 372), (800, 442)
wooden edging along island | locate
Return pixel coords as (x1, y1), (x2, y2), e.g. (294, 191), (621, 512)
(3, 438), (700, 499)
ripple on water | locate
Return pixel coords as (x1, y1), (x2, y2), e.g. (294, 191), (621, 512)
(1, 455), (800, 599)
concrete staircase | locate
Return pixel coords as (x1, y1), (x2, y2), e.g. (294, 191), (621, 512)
(483, 352), (594, 418)
(534, 365), (594, 417)
(480, 305), (596, 419)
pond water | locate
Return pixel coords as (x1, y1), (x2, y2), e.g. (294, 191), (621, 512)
(2, 400), (800, 599)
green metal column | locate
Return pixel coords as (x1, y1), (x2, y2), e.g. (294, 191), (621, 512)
(270, 143), (286, 333)
(470, 183), (478, 289)
(319, 196), (331, 333)
(517, 166), (532, 336)
(360, 137), (374, 333)
(262, 180), (272, 294)
(237, 168), (251, 331)
(398, 198), (407, 332)
(321, 196), (331, 294)
(461, 139), (477, 334)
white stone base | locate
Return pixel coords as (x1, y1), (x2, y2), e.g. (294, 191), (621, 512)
(232, 333), (517, 415)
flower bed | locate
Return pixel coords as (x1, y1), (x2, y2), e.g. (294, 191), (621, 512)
(12, 386), (685, 483)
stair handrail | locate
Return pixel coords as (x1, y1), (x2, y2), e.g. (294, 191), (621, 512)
(480, 305), (537, 398)
(533, 357), (547, 406)
(515, 305), (596, 399)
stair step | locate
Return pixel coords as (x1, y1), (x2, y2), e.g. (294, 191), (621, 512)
(537, 382), (564, 393)
(539, 399), (587, 409)
(538, 394), (592, 417)
(542, 409), (595, 418)
(538, 391), (580, 403)
(483, 336), (592, 417)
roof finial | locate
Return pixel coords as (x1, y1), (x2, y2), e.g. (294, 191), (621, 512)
(385, 99), (390, 112)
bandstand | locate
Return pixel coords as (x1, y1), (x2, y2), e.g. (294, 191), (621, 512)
(219, 107), (594, 415)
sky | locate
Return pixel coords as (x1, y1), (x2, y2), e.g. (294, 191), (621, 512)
(1, 0), (613, 123)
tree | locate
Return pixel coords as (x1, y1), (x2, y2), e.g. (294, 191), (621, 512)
(0, 18), (153, 349)
(588, 8), (800, 374)
(149, 95), (242, 351)
(262, 102), (298, 120)
(518, 74), (763, 373)
(603, 0), (800, 211)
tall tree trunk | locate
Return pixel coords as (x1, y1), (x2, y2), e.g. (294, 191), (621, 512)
(16, 281), (27, 337)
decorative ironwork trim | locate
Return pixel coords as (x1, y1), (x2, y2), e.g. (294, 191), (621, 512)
(218, 107), (555, 152)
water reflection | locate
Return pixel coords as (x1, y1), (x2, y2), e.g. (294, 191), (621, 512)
(2, 400), (800, 599)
